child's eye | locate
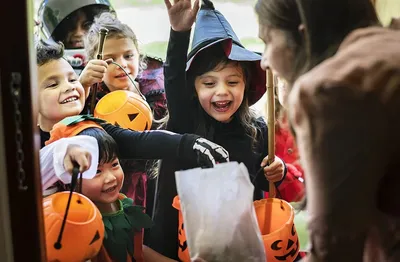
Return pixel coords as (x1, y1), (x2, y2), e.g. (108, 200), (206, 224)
(96, 169), (101, 174)
(228, 81), (239, 86)
(112, 162), (120, 168)
(46, 82), (58, 88)
(125, 54), (134, 59)
(203, 82), (215, 87)
(69, 78), (78, 83)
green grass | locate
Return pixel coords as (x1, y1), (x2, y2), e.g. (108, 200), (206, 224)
(141, 37), (264, 60)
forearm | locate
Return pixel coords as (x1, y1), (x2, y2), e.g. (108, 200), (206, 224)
(164, 29), (193, 132)
(101, 123), (199, 162)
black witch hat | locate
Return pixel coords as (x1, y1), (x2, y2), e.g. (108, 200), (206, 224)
(186, 0), (266, 105)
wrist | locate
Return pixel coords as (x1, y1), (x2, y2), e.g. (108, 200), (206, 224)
(177, 134), (200, 160)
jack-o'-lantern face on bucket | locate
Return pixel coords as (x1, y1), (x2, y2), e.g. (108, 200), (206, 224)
(43, 192), (105, 262)
(94, 90), (153, 131)
(254, 198), (300, 262)
(173, 196), (191, 262)
(270, 224), (299, 261)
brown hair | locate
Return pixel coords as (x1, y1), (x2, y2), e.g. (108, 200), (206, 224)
(84, 12), (146, 72)
(255, 0), (379, 83)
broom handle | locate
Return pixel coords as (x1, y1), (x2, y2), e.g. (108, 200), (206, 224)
(90, 28), (109, 114)
(266, 69), (276, 198)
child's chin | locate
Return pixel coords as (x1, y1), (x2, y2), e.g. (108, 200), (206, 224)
(210, 113), (232, 123)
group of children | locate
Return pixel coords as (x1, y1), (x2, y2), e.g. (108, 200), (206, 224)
(37, 0), (305, 260)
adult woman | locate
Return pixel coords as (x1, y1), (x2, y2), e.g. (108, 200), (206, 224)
(255, 0), (400, 261)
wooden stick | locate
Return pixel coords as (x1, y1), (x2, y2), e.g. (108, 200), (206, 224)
(90, 28), (109, 114)
(266, 69), (276, 198)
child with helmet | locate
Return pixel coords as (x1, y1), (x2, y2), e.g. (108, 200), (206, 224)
(36, 0), (115, 74)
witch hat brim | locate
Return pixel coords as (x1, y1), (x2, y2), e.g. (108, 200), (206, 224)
(186, 0), (266, 105)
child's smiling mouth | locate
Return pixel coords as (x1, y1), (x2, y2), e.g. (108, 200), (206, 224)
(102, 185), (117, 193)
(212, 101), (232, 112)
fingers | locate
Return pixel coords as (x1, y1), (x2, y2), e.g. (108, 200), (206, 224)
(64, 154), (75, 174)
(192, 0), (200, 14)
(164, 0), (172, 9)
(193, 138), (229, 165)
(264, 172), (282, 183)
(104, 58), (114, 64)
(75, 152), (91, 173)
(89, 59), (109, 67)
(262, 156), (285, 182)
(64, 145), (93, 174)
(214, 147), (229, 163)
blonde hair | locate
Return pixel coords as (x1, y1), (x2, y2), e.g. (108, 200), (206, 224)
(84, 12), (146, 72)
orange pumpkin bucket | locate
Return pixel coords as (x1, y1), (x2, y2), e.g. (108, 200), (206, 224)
(172, 195), (191, 262)
(254, 199), (299, 262)
(43, 192), (105, 262)
(94, 90), (153, 131)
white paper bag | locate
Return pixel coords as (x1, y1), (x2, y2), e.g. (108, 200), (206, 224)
(175, 162), (266, 262)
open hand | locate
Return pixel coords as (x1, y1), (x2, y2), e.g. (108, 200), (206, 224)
(261, 155), (285, 182)
(164, 0), (200, 32)
(193, 137), (229, 168)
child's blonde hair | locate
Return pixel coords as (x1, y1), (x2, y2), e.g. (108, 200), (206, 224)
(84, 12), (146, 73)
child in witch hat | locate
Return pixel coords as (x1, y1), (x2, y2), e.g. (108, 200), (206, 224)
(146, 0), (287, 258)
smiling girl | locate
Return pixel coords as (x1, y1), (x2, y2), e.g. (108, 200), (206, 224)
(146, 0), (287, 259)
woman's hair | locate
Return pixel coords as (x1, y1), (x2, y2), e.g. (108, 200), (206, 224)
(255, 0), (306, 84)
(77, 127), (119, 165)
(36, 40), (64, 66)
(255, 0), (379, 82)
(85, 12), (146, 73)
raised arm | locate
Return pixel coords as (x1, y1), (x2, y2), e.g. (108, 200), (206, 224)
(163, 0), (200, 132)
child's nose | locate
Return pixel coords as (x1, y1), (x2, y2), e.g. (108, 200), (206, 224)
(103, 171), (117, 184)
(116, 57), (128, 68)
(215, 83), (229, 96)
(73, 24), (86, 37)
(62, 83), (77, 93)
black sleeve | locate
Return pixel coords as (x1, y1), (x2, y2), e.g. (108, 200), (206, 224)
(254, 118), (287, 192)
(164, 29), (194, 133)
(101, 123), (200, 162)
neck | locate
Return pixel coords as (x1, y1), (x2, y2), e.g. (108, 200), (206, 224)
(96, 200), (120, 213)
(38, 114), (57, 132)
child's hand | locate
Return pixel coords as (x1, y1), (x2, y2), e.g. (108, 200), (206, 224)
(164, 0), (200, 32)
(79, 59), (110, 97)
(261, 156), (285, 182)
(64, 145), (92, 174)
